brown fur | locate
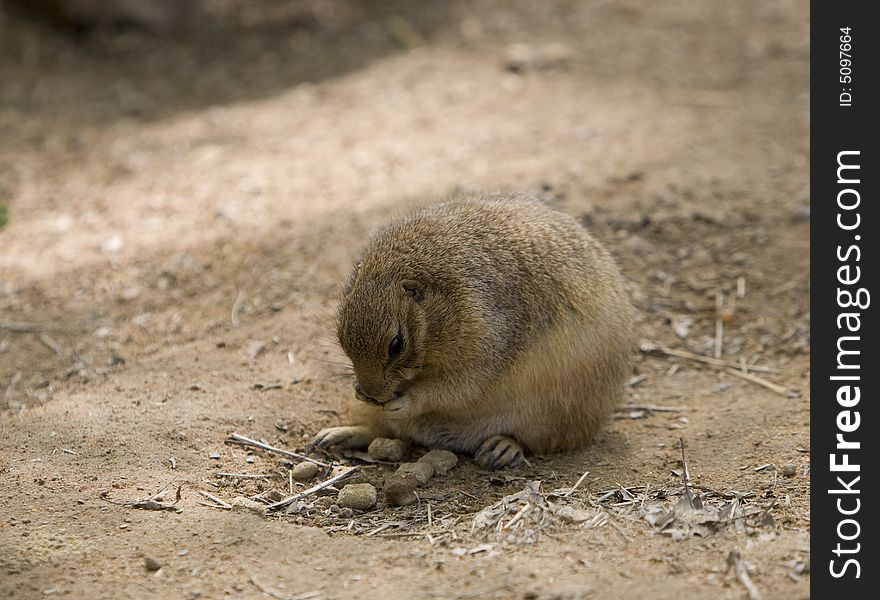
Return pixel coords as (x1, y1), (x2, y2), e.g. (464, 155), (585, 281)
(324, 191), (634, 461)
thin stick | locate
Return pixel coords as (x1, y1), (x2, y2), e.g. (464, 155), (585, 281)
(714, 292), (724, 359)
(678, 438), (700, 509)
(38, 333), (63, 356)
(727, 551), (763, 600)
(562, 469), (590, 497)
(603, 512), (632, 542)
(724, 368), (792, 396)
(249, 574), (285, 600)
(198, 490), (232, 509)
(366, 523), (395, 537)
(4, 371), (22, 398)
(267, 466), (358, 511)
(0, 320), (48, 332)
(616, 404), (685, 413)
(216, 473), (271, 479)
(502, 502), (531, 530)
(197, 501), (229, 510)
(226, 433), (330, 468)
(231, 290), (246, 327)
(427, 502), (433, 528)
(250, 574), (320, 600)
(628, 374), (648, 387)
(640, 343), (778, 374)
(288, 470), (293, 495)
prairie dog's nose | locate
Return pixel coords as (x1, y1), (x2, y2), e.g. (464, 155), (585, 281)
(354, 382), (379, 403)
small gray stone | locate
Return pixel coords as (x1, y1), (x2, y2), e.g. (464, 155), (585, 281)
(337, 483), (377, 511)
(292, 461), (320, 481)
(781, 463), (797, 478)
(418, 449), (458, 475)
(396, 461), (434, 485)
(144, 556), (163, 571)
(368, 437), (407, 462)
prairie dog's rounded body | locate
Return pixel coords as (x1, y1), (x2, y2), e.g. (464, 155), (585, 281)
(314, 192), (634, 467)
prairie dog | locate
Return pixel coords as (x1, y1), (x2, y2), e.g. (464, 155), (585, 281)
(313, 192), (634, 467)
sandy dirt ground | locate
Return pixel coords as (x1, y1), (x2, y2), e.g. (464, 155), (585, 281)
(1, 1), (810, 598)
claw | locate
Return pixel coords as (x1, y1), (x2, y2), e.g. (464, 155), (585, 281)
(475, 435), (525, 469)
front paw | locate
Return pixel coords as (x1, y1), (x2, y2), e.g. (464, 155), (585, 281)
(475, 435), (525, 469)
(311, 425), (376, 449)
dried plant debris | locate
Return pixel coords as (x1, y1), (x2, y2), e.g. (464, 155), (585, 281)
(203, 431), (772, 553)
(101, 485), (183, 512)
(637, 440), (773, 539)
(470, 481), (606, 545)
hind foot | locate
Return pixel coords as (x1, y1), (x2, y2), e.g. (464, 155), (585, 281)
(475, 435), (525, 469)
(311, 425), (376, 449)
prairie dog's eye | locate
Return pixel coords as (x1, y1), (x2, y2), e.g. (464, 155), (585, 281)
(388, 331), (404, 358)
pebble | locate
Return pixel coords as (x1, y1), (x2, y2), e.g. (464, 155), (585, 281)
(337, 483), (377, 511)
(781, 463), (797, 478)
(385, 473), (418, 506)
(504, 42), (572, 73)
(292, 461), (319, 481)
(418, 449), (458, 475)
(245, 340), (266, 360)
(144, 556), (163, 571)
(396, 462), (434, 486)
(368, 437), (407, 462)
(231, 496), (266, 515)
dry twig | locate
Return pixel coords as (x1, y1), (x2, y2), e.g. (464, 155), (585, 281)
(0, 320), (48, 332)
(199, 490), (232, 509)
(101, 486), (183, 512)
(267, 466), (358, 511)
(724, 368), (793, 397)
(231, 290), (246, 327)
(562, 469), (590, 497)
(616, 404), (685, 413)
(38, 333), (64, 356)
(640, 343), (778, 373)
(727, 551), (762, 600)
(226, 433), (330, 468)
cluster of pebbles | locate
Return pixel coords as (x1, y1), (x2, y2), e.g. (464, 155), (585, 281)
(323, 438), (459, 511)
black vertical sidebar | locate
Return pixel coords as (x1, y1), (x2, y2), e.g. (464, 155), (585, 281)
(811, 2), (878, 597)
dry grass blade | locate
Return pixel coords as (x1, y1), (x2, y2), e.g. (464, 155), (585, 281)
(226, 433), (330, 468)
(640, 343), (778, 373)
(677, 438), (701, 511)
(616, 404), (685, 413)
(727, 551), (762, 600)
(199, 490), (232, 509)
(724, 368), (793, 396)
(216, 472), (272, 479)
(0, 320), (49, 332)
(37, 333), (63, 356)
(250, 574), (321, 600)
(562, 469), (590, 497)
(231, 290), (246, 327)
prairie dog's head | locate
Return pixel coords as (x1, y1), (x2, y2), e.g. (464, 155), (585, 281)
(337, 276), (428, 409)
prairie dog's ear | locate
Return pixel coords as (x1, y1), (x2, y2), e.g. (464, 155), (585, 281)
(401, 279), (425, 303)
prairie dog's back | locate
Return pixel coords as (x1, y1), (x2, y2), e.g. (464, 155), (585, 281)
(357, 193), (630, 355)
